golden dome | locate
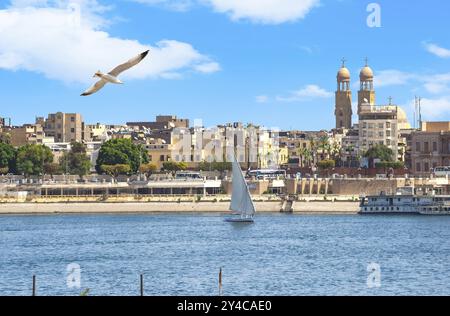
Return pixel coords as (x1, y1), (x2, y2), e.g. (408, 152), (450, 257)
(360, 66), (374, 81)
(337, 67), (350, 81)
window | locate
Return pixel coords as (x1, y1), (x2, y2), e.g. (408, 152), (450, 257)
(433, 142), (437, 152)
(386, 130), (391, 137)
(160, 155), (165, 162)
(378, 131), (384, 138)
(378, 123), (384, 129)
(416, 163), (421, 172)
(71, 128), (75, 133)
(424, 162), (430, 171)
(70, 117), (75, 122)
(386, 122), (391, 129)
(424, 142), (429, 152)
(416, 142), (421, 151)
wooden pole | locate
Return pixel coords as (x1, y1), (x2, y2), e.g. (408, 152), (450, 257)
(32, 275), (36, 296)
(140, 274), (144, 296)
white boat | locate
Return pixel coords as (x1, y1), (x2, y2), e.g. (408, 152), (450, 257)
(359, 187), (450, 215)
(225, 155), (256, 223)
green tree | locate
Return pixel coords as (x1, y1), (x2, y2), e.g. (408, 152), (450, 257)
(375, 161), (405, 170)
(16, 145), (53, 176)
(318, 135), (331, 160)
(0, 132), (12, 145)
(139, 163), (157, 176)
(308, 137), (318, 166)
(44, 163), (61, 179)
(163, 161), (188, 172)
(198, 160), (232, 172)
(0, 142), (16, 174)
(364, 144), (394, 168)
(317, 159), (336, 170)
(101, 164), (131, 179)
(297, 146), (310, 168)
(60, 142), (91, 178)
(95, 139), (148, 174)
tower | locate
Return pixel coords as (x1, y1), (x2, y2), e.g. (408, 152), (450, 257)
(358, 58), (375, 115)
(335, 59), (352, 129)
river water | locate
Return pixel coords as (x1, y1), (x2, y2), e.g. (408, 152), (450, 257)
(1, 213), (450, 296)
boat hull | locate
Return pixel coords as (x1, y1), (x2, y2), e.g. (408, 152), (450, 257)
(224, 218), (254, 223)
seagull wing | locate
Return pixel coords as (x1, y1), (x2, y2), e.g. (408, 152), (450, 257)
(80, 79), (107, 96)
(108, 50), (150, 77)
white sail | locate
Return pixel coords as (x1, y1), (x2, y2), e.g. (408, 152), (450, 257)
(229, 155), (256, 217)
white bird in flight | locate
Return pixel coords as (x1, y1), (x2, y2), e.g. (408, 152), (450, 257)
(81, 50), (150, 96)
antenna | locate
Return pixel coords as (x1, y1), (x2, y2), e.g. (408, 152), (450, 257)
(341, 57), (346, 68)
(418, 97), (422, 130)
(414, 96), (418, 129)
(364, 57), (369, 66)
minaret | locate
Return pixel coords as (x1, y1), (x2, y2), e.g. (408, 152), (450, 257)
(335, 58), (352, 129)
(358, 58), (375, 115)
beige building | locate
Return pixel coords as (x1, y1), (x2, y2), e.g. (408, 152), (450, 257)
(422, 121), (450, 133)
(411, 131), (450, 176)
(169, 123), (282, 170)
(411, 122), (450, 175)
(359, 104), (411, 160)
(145, 143), (172, 170)
(356, 62), (410, 161)
(43, 112), (84, 143)
(10, 124), (45, 147)
(84, 123), (108, 142)
(127, 115), (189, 130)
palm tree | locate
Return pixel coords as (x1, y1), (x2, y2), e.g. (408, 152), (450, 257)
(330, 142), (342, 165)
(308, 138), (318, 166)
(318, 135), (330, 160)
(303, 148), (313, 168)
(296, 145), (306, 168)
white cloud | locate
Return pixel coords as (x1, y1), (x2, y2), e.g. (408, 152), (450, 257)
(276, 84), (332, 102)
(131, 0), (193, 11)
(411, 97), (450, 119)
(131, 0), (320, 24)
(255, 95), (269, 103)
(373, 70), (416, 88)
(421, 73), (450, 94)
(204, 0), (320, 24)
(424, 42), (450, 58)
(193, 61), (221, 73)
(0, 0), (219, 84)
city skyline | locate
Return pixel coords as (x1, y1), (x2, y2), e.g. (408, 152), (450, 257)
(1, 0), (450, 129)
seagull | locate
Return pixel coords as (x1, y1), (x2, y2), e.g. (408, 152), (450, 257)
(81, 50), (150, 96)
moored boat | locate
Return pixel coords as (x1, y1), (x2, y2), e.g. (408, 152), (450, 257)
(359, 187), (450, 215)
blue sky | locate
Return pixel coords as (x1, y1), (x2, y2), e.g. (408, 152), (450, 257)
(1, 0), (450, 130)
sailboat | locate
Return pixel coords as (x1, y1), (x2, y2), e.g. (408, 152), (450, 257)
(225, 155), (256, 223)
